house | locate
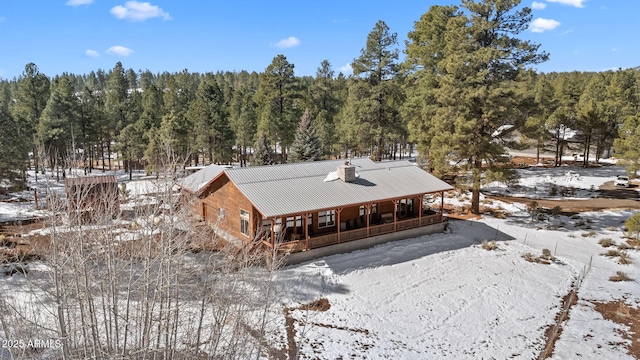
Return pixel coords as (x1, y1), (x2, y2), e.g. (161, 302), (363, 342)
(177, 158), (453, 261)
(64, 175), (119, 222)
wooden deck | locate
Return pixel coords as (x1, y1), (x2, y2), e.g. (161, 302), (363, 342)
(279, 214), (443, 253)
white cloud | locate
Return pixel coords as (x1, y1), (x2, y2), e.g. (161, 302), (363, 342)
(612, 48), (617, 52)
(272, 36), (301, 49)
(531, 1), (547, 10)
(110, 1), (171, 21)
(85, 49), (99, 58)
(106, 46), (134, 56)
(66, 0), (94, 6)
(529, 18), (561, 33)
(339, 63), (353, 74)
(546, 0), (586, 8)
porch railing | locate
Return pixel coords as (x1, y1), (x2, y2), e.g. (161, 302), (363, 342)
(279, 214), (443, 253)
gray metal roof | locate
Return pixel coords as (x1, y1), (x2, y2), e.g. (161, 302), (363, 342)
(177, 164), (226, 193)
(224, 158), (453, 218)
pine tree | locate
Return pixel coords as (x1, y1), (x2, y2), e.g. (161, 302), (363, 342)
(404, 0), (548, 214)
(342, 20), (402, 160)
(187, 76), (234, 164)
(252, 133), (274, 166)
(37, 75), (80, 179)
(0, 82), (27, 188)
(290, 109), (322, 162)
(310, 60), (343, 157)
(12, 63), (50, 178)
(230, 86), (257, 167)
(254, 55), (299, 158)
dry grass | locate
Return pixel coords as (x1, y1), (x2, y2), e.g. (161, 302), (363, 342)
(603, 249), (622, 257)
(522, 250), (553, 265)
(598, 238), (615, 248)
(581, 230), (597, 238)
(481, 240), (499, 251)
(609, 271), (633, 282)
(618, 252), (633, 265)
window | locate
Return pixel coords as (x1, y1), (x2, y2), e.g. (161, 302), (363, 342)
(318, 210), (335, 228)
(359, 204), (378, 216)
(240, 210), (250, 236)
(397, 199), (413, 217)
(286, 216), (302, 228)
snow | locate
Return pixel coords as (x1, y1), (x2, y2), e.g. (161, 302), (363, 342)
(1, 162), (639, 358)
(323, 171), (360, 182)
(277, 207), (639, 359)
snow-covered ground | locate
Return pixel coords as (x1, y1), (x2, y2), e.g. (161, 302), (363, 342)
(277, 208), (639, 359)
(1, 163), (639, 358)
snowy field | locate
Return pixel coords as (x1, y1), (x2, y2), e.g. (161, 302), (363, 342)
(277, 207), (639, 359)
(1, 163), (639, 358)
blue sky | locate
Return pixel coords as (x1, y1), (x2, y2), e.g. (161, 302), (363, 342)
(1, 0), (638, 80)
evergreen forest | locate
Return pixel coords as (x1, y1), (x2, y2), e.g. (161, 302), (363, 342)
(1, 0), (640, 215)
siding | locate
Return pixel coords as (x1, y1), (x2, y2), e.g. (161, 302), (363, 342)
(202, 175), (256, 240)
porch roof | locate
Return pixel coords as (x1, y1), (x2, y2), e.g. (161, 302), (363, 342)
(225, 158), (453, 218)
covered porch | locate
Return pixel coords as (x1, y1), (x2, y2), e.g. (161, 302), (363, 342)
(260, 191), (447, 253)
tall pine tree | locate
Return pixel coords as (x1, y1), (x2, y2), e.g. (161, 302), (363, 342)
(404, 0), (548, 214)
(290, 108), (322, 162)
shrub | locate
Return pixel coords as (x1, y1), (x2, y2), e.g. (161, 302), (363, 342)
(618, 252), (633, 265)
(550, 206), (562, 217)
(617, 242), (633, 250)
(604, 249), (622, 257)
(625, 212), (640, 240)
(549, 185), (558, 196)
(581, 231), (597, 238)
(598, 238), (615, 247)
(541, 248), (555, 261)
(481, 240), (499, 251)
(609, 271), (633, 282)
(522, 252), (536, 263)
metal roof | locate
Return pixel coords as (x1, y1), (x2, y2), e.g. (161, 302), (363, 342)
(224, 158), (453, 218)
(177, 163), (226, 193)
(64, 175), (117, 187)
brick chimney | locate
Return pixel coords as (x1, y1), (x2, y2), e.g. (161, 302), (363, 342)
(337, 161), (356, 182)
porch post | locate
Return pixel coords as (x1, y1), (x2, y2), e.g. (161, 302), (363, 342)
(418, 194), (424, 226)
(365, 203), (371, 238)
(336, 208), (343, 243)
(270, 218), (275, 247)
(392, 199), (398, 232)
(304, 213), (309, 251)
(441, 191), (445, 221)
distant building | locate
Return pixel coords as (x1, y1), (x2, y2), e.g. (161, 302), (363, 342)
(64, 175), (119, 222)
(177, 158), (453, 261)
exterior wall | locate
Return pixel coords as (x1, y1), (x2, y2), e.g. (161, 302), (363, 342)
(201, 176), (256, 241)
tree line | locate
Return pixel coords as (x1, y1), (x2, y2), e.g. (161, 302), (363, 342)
(1, 0), (640, 214)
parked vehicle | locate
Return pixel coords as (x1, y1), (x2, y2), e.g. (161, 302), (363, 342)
(614, 175), (630, 187)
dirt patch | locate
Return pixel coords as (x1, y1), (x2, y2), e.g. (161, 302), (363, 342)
(539, 285), (580, 359)
(510, 156), (555, 167)
(593, 300), (640, 358)
(284, 298), (332, 359)
(485, 195), (640, 212)
(598, 181), (640, 199)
